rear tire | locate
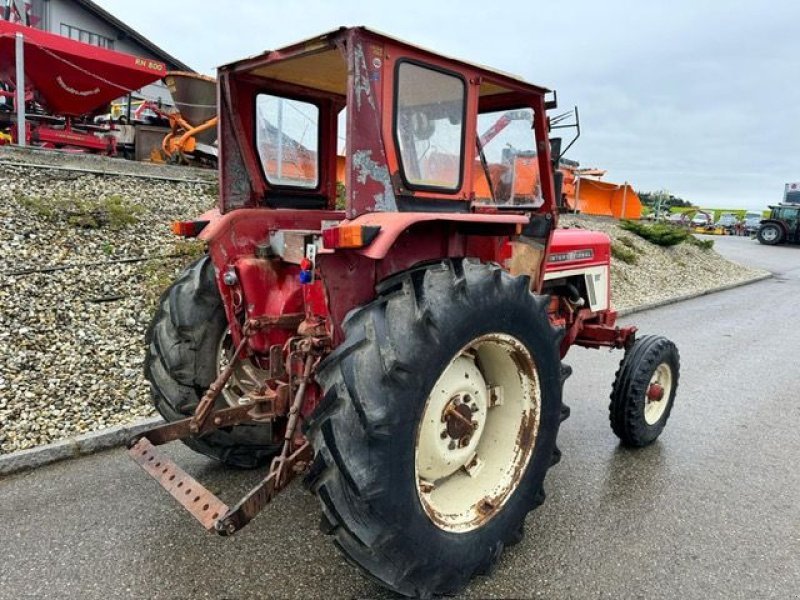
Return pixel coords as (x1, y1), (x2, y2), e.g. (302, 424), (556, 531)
(304, 260), (563, 597)
(609, 335), (680, 447)
(757, 223), (784, 245)
(144, 256), (280, 468)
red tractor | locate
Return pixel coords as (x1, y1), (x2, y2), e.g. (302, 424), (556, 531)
(131, 28), (680, 597)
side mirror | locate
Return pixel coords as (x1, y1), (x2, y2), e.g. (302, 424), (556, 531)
(549, 137), (562, 164)
(553, 170), (564, 210)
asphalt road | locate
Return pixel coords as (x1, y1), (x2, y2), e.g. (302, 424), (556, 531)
(1, 236), (798, 599)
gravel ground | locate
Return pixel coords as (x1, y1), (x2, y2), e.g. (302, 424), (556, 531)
(0, 155), (767, 454)
(0, 158), (215, 454)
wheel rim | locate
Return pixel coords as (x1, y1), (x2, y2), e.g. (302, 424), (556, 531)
(415, 334), (540, 533)
(761, 226), (778, 241)
(216, 329), (269, 407)
(644, 363), (673, 425)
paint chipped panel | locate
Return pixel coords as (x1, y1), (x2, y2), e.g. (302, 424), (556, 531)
(352, 43), (376, 111)
(352, 149), (397, 212)
(347, 37), (396, 217)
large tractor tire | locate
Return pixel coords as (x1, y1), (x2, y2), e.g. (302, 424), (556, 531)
(304, 259), (564, 597)
(144, 256), (280, 468)
(609, 335), (680, 447)
(757, 223), (784, 245)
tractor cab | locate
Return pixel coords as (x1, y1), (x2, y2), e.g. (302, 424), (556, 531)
(217, 27), (557, 219)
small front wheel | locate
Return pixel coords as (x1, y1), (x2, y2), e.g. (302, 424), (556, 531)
(609, 335), (680, 447)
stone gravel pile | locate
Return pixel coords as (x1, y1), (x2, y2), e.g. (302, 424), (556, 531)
(559, 215), (767, 310)
(0, 151), (768, 454)
(1, 156), (215, 453)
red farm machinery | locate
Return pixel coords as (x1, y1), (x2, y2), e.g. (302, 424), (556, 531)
(130, 28), (680, 597)
(0, 19), (164, 154)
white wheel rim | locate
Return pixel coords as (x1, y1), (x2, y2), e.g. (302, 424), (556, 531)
(762, 227), (778, 241)
(415, 334), (541, 533)
(216, 329), (269, 407)
(644, 363), (673, 425)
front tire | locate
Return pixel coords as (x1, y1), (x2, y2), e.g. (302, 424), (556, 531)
(609, 335), (680, 447)
(304, 260), (563, 597)
(757, 223), (784, 245)
(144, 256), (280, 468)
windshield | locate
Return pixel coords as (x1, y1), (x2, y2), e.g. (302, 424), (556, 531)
(473, 108), (541, 206)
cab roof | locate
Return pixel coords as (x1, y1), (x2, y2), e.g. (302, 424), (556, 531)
(219, 26), (550, 99)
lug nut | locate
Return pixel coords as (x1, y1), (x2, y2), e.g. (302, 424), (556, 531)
(440, 430), (448, 439)
(448, 441), (456, 450)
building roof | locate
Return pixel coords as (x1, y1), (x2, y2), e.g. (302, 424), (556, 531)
(72, 0), (193, 72)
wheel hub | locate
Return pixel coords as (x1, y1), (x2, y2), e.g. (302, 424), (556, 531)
(646, 383), (664, 402)
(644, 363), (673, 425)
(416, 356), (487, 482)
(442, 395), (477, 443)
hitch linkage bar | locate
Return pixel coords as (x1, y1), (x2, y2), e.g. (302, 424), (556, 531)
(128, 401), (312, 535)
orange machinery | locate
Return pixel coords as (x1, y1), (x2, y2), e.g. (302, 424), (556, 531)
(159, 71), (218, 164)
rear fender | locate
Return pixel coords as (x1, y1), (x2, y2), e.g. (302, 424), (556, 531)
(317, 212), (530, 343)
(191, 208), (532, 346)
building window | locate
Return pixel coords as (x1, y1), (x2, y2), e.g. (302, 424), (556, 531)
(59, 24), (114, 49)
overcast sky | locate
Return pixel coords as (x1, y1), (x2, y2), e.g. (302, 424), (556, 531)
(100, 0), (800, 210)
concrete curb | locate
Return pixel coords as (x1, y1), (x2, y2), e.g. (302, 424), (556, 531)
(0, 416), (163, 476)
(0, 272), (773, 478)
(616, 272), (772, 318)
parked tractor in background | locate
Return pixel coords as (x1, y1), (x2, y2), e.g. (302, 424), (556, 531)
(757, 204), (800, 245)
(129, 28), (681, 597)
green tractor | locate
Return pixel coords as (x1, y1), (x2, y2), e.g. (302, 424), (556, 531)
(757, 204), (800, 245)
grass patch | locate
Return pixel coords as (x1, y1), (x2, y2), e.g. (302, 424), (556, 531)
(687, 236), (715, 250)
(618, 235), (641, 252)
(620, 220), (715, 250)
(172, 239), (207, 258)
(620, 220), (688, 246)
(142, 242), (207, 310)
(611, 241), (638, 264)
(18, 193), (143, 230)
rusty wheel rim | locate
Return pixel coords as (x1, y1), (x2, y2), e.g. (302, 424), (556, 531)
(415, 334), (541, 533)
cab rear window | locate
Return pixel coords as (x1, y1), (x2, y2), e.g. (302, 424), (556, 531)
(394, 61), (466, 192)
(255, 94), (319, 189)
